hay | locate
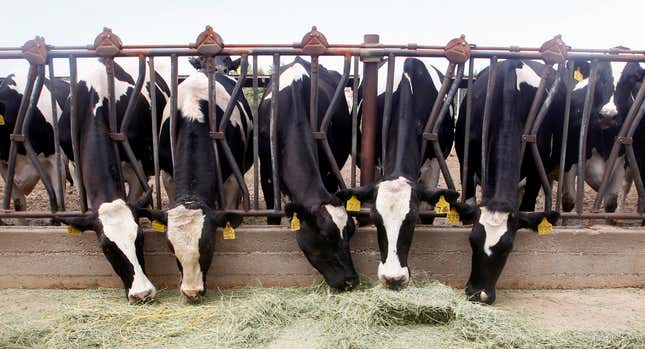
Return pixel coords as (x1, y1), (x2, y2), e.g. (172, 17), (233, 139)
(0, 281), (643, 349)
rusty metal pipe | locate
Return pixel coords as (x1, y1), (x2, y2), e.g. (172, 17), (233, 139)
(519, 65), (553, 160)
(309, 55), (320, 135)
(169, 54), (178, 176)
(270, 53), (281, 210)
(320, 55), (351, 132)
(350, 56), (360, 188)
(461, 57), (475, 202)
(48, 59), (65, 210)
(104, 58), (126, 196)
(206, 56), (225, 209)
(360, 34), (380, 186)
(577, 60), (599, 214)
(481, 57), (498, 188)
(252, 55), (260, 209)
(556, 60), (575, 212)
(148, 57), (162, 209)
(68, 56), (87, 212)
(381, 54), (395, 169)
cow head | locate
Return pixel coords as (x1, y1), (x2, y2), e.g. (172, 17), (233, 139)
(189, 55), (241, 74)
(139, 203), (242, 302)
(614, 62), (645, 118)
(284, 201), (358, 291)
(337, 177), (459, 289)
(58, 199), (156, 303)
(453, 203), (559, 304)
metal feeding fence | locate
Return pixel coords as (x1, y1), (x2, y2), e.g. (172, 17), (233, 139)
(2, 26), (645, 223)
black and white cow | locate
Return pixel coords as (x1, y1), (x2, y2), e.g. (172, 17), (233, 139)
(337, 58), (459, 289)
(258, 57), (358, 290)
(140, 60), (251, 301)
(456, 59), (631, 215)
(56, 59), (170, 302)
(0, 73), (69, 221)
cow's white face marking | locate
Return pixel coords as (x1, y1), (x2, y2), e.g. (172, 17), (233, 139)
(375, 176), (412, 283)
(598, 62), (628, 118)
(600, 95), (619, 117)
(6, 73), (61, 126)
(167, 205), (206, 294)
(323, 204), (348, 239)
(264, 63), (309, 99)
(515, 63), (541, 90)
(479, 207), (510, 256)
(98, 199), (155, 299)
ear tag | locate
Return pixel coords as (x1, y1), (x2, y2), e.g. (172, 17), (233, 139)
(223, 222), (236, 240)
(290, 213), (301, 232)
(67, 226), (82, 236)
(446, 208), (461, 225)
(0, 114), (4, 126)
(538, 217), (553, 235)
(346, 195), (361, 212)
(151, 220), (166, 233)
(435, 195), (450, 214)
(573, 67), (584, 82)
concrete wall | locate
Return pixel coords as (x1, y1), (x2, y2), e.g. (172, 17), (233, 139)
(0, 225), (643, 289)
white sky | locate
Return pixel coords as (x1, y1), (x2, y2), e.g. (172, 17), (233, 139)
(0, 0), (642, 76)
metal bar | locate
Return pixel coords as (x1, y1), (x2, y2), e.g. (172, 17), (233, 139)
(104, 58), (125, 196)
(519, 65), (553, 160)
(3, 64), (37, 210)
(530, 142), (552, 210)
(320, 55), (352, 132)
(350, 56), (360, 188)
(556, 60), (575, 212)
(48, 58), (65, 211)
(270, 54), (281, 210)
(170, 54), (178, 177)
(309, 55), (320, 133)
(461, 56), (475, 203)
(68, 56), (87, 212)
(252, 55), (260, 209)
(360, 35), (380, 186)
(148, 57), (162, 209)
(381, 54), (395, 170)
(577, 59), (599, 215)
(624, 144), (645, 211)
(206, 56), (225, 209)
(480, 57), (498, 189)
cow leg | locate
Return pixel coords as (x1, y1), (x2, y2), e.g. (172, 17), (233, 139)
(122, 162), (143, 205)
(161, 170), (176, 204)
(562, 165), (577, 212)
(223, 174), (242, 209)
(418, 158), (440, 224)
(618, 164), (632, 212)
(0, 155), (41, 225)
(519, 175), (542, 211)
(604, 155), (628, 213)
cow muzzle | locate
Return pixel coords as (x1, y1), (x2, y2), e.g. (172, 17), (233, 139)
(378, 263), (410, 289)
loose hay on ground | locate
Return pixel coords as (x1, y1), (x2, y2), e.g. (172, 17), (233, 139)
(0, 282), (643, 348)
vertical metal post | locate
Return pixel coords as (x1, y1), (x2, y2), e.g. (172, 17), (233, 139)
(556, 60), (575, 212)
(206, 56), (225, 209)
(309, 55), (320, 132)
(270, 53), (281, 210)
(170, 54), (178, 177)
(68, 56), (87, 212)
(577, 59), (599, 215)
(48, 59), (65, 211)
(481, 57), (498, 189)
(461, 56), (475, 202)
(252, 55), (260, 209)
(381, 54), (395, 171)
(360, 34), (380, 186)
(104, 58), (125, 196)
(148, 57), (162, 209)
(350, 56), (360, 188)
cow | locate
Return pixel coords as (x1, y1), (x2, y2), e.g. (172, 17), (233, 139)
(258, 57), (358, 290)
(336, 58), (459, 289)
(456, 59), (631, 216)
(56, 59), (170, 302)
(138, 59), (250, 301)
(0, 73), (69, 223)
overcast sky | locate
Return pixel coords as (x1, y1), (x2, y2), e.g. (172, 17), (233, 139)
(0, 0), (641, 75)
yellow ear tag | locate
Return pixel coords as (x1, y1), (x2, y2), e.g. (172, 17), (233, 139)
(573, 67), (584, 82)
(67, 226), (82, 236)
(0, 114), (5, 126)
(538, 217), (553, 235)
(151, 220), (166, 233)
(446, 208), (461, 225)
(223, 222), (236, 240)
(290, 213), (301, 232)
(435, 195), (450, 215)
(346, 195), (361, 212)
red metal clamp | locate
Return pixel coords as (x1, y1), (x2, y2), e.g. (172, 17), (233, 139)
(22, 36), (48, 66)
(93, 28), (123, 57)
(444, 35), (470, 64)
(540, 35), (568, 65)
(301, 26), (329, 56)
(195, 25), (224, 56)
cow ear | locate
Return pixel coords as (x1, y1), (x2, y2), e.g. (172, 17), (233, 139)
(284, 202), (316, 223)
(135, 208), (168, 225)
(208, 210), (243, 228)
(452, 203), (480, 225)
(418, 188), (459, 205)
(514, 211), (559, 231)
(571, 59), (590, 80)
(335, 184), (375, 203)
(229, 57), (241, 71)
(189, 57), (204, 71)
(56, 213), (99, 232)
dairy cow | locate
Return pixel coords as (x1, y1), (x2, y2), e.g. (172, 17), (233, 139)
(258, 57), (358, 290)
(337, 58), (459, 289)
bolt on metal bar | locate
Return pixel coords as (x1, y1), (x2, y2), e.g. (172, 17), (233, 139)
(480, 57), (498, 188)
(381, 54), (396, 171)
(556, 60), (575, 212)
(3, 64), (37, 210)
(48, 58), (65, 211)
(169, 54), (178, 178)
(206, 56), (226, 209)
(577, 59), (599, 215)
(270, 53), (281, 210)
(461, 56), (475, 202)
(148, 56), (162, 209)
(350, 56), (360, 188)
(252, 55), (260, 209)
(104, 58), (126, 196)
(68, 56), (87, 212)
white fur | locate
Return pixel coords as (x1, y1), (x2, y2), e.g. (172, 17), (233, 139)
(377, 62), (404, 96)
(98, 199), (155, 299)
(323, 204), (348, 239)
(7, 72), (61, 126)
(515, 63), (541, 90)
(479, 207), (510, 257)
(264, 63), (309, 100)
(600, 95), (618, 117)
(573, 78), (589, 91)
(166, 205), (205, 294)
(375, 176), (412, 283)
(428, 66), (443, 92)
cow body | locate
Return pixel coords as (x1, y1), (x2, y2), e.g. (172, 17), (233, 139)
(338, 58), (458, 288)
(258, 57), (358, 290)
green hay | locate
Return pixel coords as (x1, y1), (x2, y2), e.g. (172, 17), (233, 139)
(0, 282), (642, 349)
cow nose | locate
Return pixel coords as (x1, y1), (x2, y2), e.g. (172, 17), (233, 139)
(344, 277), (359, 290)
(382, 275), (408, 290)
(128, 289), (154, 304)
(182, 289), (202, 303)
